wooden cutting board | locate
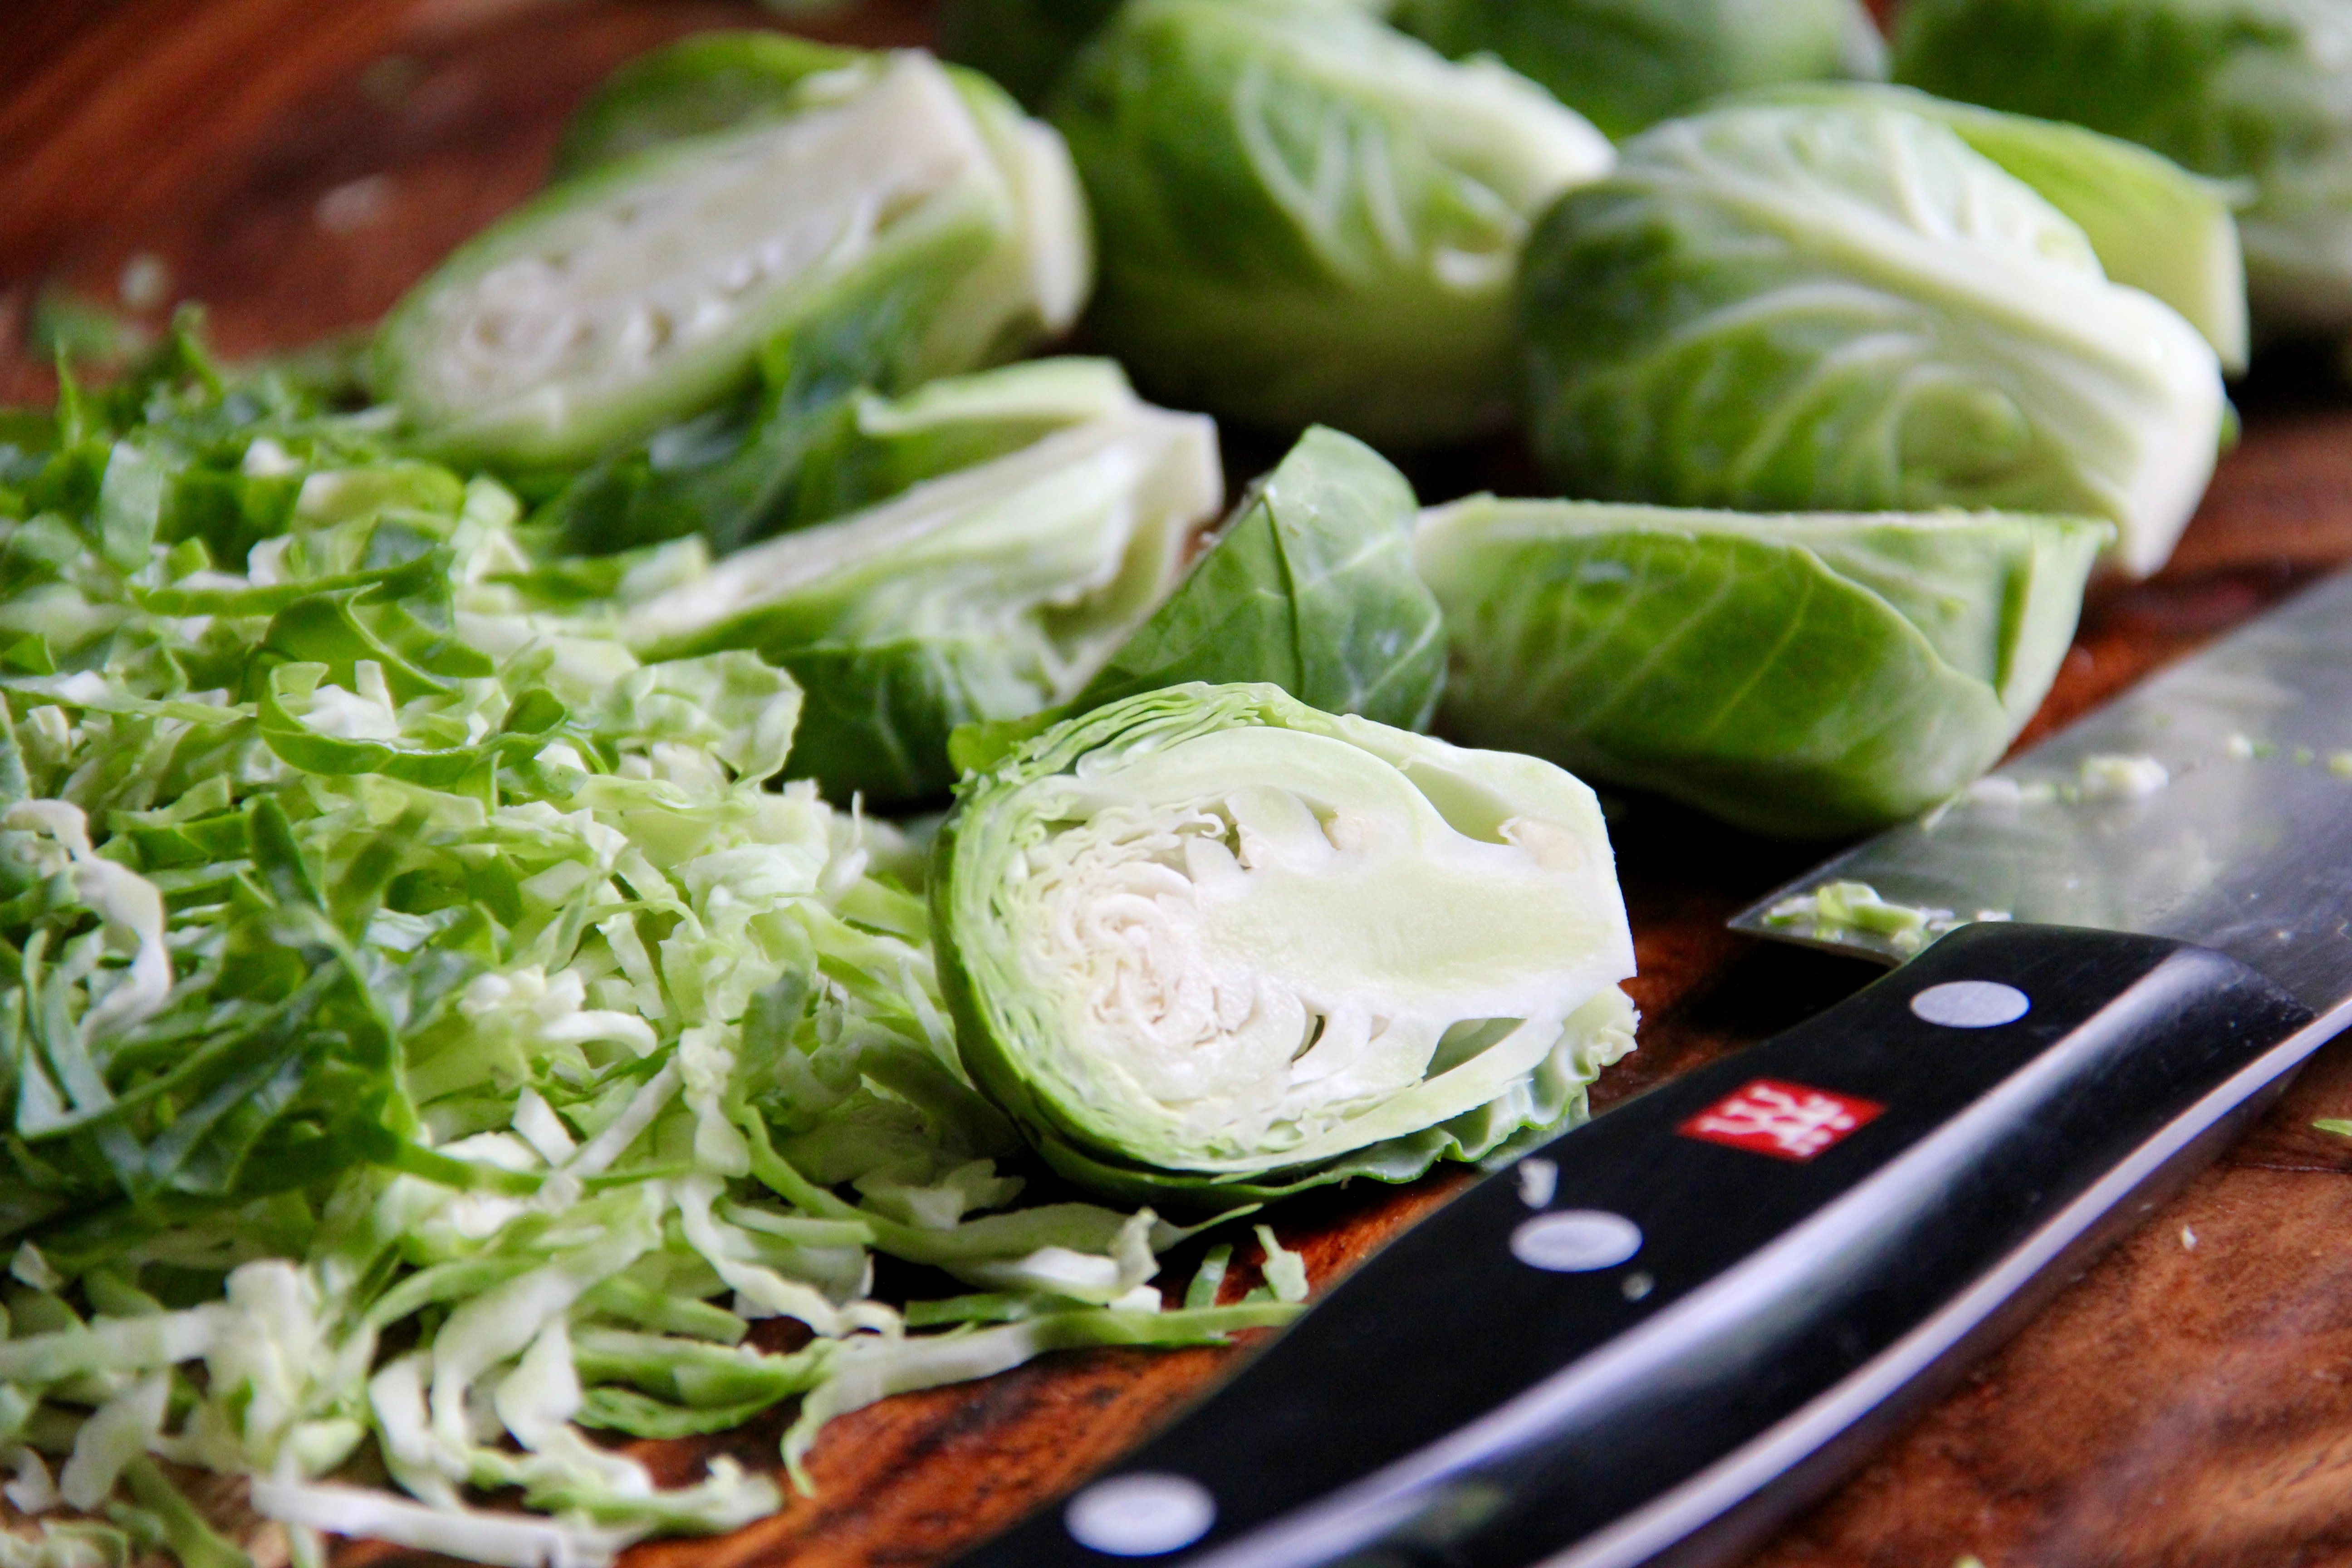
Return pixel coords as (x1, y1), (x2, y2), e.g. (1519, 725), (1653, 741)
(12, 4), (2352, 1564)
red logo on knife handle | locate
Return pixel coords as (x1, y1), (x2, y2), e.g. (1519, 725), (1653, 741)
(1677, 1079), (1885, 1161)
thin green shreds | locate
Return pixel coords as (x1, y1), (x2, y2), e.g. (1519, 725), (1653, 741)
(0, 328), (1292, 1568)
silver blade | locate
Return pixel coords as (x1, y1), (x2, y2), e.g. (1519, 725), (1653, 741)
(1731, 567), (2352, 1013)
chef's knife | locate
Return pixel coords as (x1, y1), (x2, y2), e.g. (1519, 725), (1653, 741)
(946, 568), (2352, 1568)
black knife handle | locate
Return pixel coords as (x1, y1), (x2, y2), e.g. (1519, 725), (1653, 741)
(947, 924), (2326, 1568)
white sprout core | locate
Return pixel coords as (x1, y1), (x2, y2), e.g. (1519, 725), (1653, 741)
(412, 54), (995, 422)
(1004, 725), (1632, 1169)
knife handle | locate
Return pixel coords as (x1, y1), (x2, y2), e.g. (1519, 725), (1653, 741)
(947, 923), (2321, 1568)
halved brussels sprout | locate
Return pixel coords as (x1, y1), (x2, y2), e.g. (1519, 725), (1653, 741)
(934, 682), (1639, 1208)
(1415, 497), (2112, 837)
(1891, 0), (2352, 342)
(377, 49), (1088, 467)
(1519, 100), (2226, 578)
(1389, 0), (1887, 141)
(1741, 82), (2249, 372)
(621, 399), (1221, 803)
(1052, 0), (1613, 445)
(544, 356), (1138, 557)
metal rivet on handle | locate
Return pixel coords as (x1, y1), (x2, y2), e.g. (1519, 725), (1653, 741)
(1511, 1210), (1643, 1273)
(1909, 980), (2031, 1029)
(1065, 1474), (1216, 1557)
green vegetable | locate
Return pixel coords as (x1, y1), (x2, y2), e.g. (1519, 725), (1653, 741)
(1073, 424), (1444, 726)
(1519, 99), (2227, 578)
(1891, 0), (2352, 343)
(1743, 82), (2249, 370)
(0, 331), (1288, 1568)
(377, 46), (1088, 468)
(1051, 0), (1613, 445)
(542, 356), (1139, 558)
(954, 423), (1448, 772)
(1388, 0), (1888, 141)
(933, 682), (1640, 1208)
(621, 394), (1223, 804)
(1415, 496), (2110, 836)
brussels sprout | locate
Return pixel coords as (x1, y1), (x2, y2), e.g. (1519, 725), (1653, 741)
(1519, 101), (2227, 579)
(1415, 497), (2112, 837)
(933, 682), (1639, 1208)
(1744, 83), (2249, 371)
(1051, 0), (1614, 445)
(544, 356), (1138, 557)
(377, 49), (1088, 468)
(1891, 0), (2352, 342)
(621, 399), (1222, 803)
(1388, 0), (1887, 141)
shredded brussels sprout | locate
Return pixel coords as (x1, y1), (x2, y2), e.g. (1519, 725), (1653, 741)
(0, 329), (1288, 1568)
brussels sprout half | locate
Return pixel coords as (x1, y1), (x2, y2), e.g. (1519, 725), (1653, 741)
(934, 682), (1639, 1209)
(1416, 497), (2111, 838)
(1390, 0), (1888, 141)
(621, 397), (1222, 804)
(377, 50), (1088, 468)
(1893, 0), (2352, 341)
(1052, 0), (1613, 445)
(1519, 100), (2226, 579)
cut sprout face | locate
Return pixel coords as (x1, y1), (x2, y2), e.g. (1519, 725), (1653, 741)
(939, 689), (1640, 1189)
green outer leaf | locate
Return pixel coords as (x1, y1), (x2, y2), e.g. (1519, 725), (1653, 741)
(1391, 0), (1886, 141)
(931, 681), (1637, 1209)
(1050, 0), (1612, 444)
(1070, 425), (1447, 731)
(1891, 0), (2352, 335)
(1739, 81), (2249, 370)
(1414, 497), (2108, 837)
(1517, 99), (2225, 578)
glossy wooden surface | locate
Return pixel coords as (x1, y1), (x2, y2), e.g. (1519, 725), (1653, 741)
(10, 5), (2352, 1565)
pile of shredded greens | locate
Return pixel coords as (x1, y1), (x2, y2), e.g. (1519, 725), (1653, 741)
(0, 327), (1293, 1568)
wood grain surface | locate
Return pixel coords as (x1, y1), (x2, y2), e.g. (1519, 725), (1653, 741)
(11, 5), (2352, 1566)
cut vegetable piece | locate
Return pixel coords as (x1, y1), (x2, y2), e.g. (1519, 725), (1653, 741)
(1390, 0), (1887, 141)
(622, 401), (1223, 803)
(1415, 496), (2110, 837)
(1519, 100), (2227, 578)
(934, 682), (1640, 1208)
(543, 357), (1140, 558)
(1051, 0), (1613, 444)
(1742, 82), (2249, 371)
(377, 51), (1083, 467)
(1891, 0), (2352, 341)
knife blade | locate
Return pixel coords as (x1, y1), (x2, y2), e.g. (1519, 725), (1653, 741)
(943, 569), (2352, 1568)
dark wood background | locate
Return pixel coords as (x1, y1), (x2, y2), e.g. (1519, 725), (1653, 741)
(13, 4), (2352, 1565)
